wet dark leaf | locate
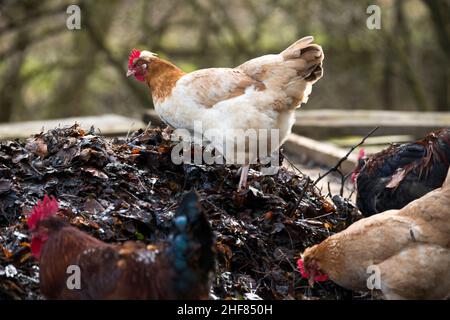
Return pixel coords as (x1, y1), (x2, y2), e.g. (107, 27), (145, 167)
(0, 179), (11, 194)
(82, 167), (109, 180)
(25, 137), (48, 158)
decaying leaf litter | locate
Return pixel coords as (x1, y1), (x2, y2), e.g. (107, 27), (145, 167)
(0, 124), (364, 300)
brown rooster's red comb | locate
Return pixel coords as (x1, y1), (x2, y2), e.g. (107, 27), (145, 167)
(128, 49), (141, 69)
(358, 148), (365, 160)
(27, 195), (59, 231)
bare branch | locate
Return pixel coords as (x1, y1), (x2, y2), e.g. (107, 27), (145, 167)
(289, 177), (311, 217)
(313, 127), (379, 187)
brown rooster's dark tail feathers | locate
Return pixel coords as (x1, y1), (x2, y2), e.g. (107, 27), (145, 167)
(170, 191), (215, 299)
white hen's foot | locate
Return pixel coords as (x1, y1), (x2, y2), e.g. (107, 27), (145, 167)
(238, 164), (250, 192)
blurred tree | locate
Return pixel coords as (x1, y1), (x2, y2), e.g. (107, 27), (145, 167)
(0, 0), (37, 122)
(392, 0), (429, 111)
(422, 0), (449, 110)
(46, 0), (119, 118)
(0, 0), (448, 122)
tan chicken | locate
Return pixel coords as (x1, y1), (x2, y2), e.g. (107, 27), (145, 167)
(127, 37), (324, 190)
(300, 168), (450, 300)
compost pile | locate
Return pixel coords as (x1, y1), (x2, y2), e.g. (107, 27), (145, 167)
(0, 124), (362, 300)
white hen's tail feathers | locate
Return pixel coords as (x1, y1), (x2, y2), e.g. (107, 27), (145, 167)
(236, 36), (324, 109)
(281, 36), (314, 58)
(281, 36), (324, 83)
(280, 36), (324, 105)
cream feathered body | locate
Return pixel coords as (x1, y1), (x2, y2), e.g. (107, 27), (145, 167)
(155, 68), (297, 162)
(128, 36), (324, 188)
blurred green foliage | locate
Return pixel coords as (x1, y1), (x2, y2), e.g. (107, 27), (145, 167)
(0, 0), (448, 123)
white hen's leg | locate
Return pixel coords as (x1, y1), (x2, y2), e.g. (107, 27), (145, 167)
(238, 164), (250, 191)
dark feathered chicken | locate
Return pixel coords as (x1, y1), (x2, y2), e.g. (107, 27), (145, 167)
(355, 128), (450, 216)
(28, 192), (215, 299)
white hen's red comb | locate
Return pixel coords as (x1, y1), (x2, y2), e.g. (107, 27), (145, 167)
(27, 195), (59, 231)
(128, 49), (141, 69)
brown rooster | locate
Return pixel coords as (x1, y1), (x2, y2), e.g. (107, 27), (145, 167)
(355, 128), (450, 216)
(299, 168), (450, 300)
(28, 192), (215, 299)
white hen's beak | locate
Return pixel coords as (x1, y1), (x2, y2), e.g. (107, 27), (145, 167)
(126, 69), (136, 77)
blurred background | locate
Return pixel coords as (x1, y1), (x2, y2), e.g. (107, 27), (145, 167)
(0, 0), (449, 124)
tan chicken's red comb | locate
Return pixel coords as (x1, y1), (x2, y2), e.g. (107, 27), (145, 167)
(27, 195), (59, 231)
(128, 49), (141, 68)
(297, 259), (328, 282)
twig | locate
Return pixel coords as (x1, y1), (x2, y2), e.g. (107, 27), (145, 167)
(281, 151), (305, 176)
(125, 122), (135, 141)
(327, 181), (332, 198)
(305, 211), (335, 220)
(313, 127), (379, 187)
(28, 161), (43, 176)
(348, 186), (356, 199)
(288, 178), (311, 216)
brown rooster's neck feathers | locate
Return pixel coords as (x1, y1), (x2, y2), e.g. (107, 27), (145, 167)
(145, 58), (185, 103)
(364, 128), (450, 184)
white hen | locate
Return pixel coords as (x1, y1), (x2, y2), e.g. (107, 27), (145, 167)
(127, 36), (324, 190)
